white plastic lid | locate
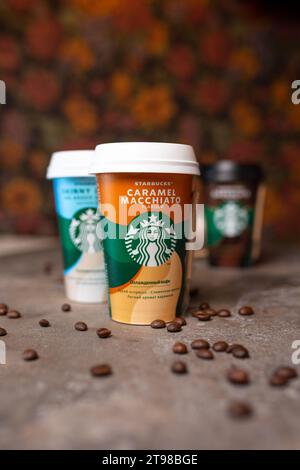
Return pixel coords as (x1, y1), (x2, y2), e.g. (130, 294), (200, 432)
(91, 142), (200, 175)
(46, 150), (95, 179)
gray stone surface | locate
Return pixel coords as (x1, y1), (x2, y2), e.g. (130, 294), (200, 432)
(0, 241), (300, 450)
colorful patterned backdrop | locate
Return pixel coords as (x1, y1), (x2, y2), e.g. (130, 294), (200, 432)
(0, 0), (299, 240)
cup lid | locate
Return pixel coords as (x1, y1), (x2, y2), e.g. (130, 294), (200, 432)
(91, 142), (200, 175)
(202, 160), (264, 184)
(46, 150), (95, 179)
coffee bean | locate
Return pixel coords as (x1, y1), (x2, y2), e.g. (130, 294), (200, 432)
(227, 343), (244, 354)
(191, 339), (210, 350)
(0, 304), (8, 315)
(274, 366), (298, 380)
(203, 308), (217, 317)
(167, 322), (181, 333)
(7, 310), (22, 319)
(0, 327), (7, 336)
(90, 364), (112, 377)
(150, 319), (166, 329)
(199, 302), (210, 310)
(171, 360), (188, 374)
(39, 319), (50, 327)
(192, 310), (201, 318)
(228, 401), (253, 419)
(227, 367), (249, 385)
(23, 349), (39, 361)
(173, 342), (188, 354)
(232, 346), (249, 359)
(174, 316), (187, 327)
(96, 327), (111, 338)
(213, 341), (228, 352)
(196, 349), (214, 360)
(269, 373), (289, 387)
(238, 306), (254, 316)
(61, 303), (71, 312)
(74, 321), (88, 331)
(197, 313), (211, 322)
(217, 309), (231, 318)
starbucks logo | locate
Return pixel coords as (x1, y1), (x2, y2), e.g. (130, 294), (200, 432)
(69, 208), (102, 253)
(214, 202), (248, 238)
(125, 212), (176, 267)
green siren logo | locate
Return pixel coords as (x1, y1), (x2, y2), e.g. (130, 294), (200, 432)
(214, 202), (248, 237)
(125, 212), (176, 267)
(69, 208), (102, 253)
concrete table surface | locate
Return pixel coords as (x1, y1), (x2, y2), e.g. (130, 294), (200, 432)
(0, 240), (300, 450)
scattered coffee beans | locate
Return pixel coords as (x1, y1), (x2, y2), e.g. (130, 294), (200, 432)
(150, 319), (166, 329)
(191, 339), (210, 350)
(227, 367), (249, 385)
(227, 343), (244, 354)
(90, 364), (112, 377)
(74, 321), (88, 331)
(96, 328), (111, 338)
(232, 346), (249, 359)
(171, 360), (188, 374)
(238, 306), (254, 316)
(196, 349), (214, 360)
(197, 313), (211, 322)
(274, 366), (298, 380)
(39, 319), (50, 327)
(269, 373), (288, 387)
(173, 342), (188, 354)
(0, 304), (8, 315)
(7, 309), (22, 319)
(23, 349), (39, 361)
(0, 327), (7, 336)
(228, 401), (253, 419)
(167, 322), (181, 333)
(174, 317), (187, 327)
(213, 341), (228, 352)
(199, 302), (210, 310)
(61, 303), (71, 312)
(204, 308), (217, 317)
(217, 309), (231, 318)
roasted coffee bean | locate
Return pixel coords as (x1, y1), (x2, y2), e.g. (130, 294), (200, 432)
(228, 401), (253, 419)
(232, 346), (249, 359)
(167, 322), (181, 333)
(227, 343), (244, 354)
(39, 319), (50, 327)
(150, 319), (166, 329)
(227, 367), (249, 385)
(74, 321), (88, 331)
(7, 309), (22, 319)
(274, 366), (298, 380)
(0, 304), (8, 315)
(192, 310), (201, 318)
(196, 349), (214, 360)
(0, 327), (7, 336)
(212, 341), (228, 352)
(238, 306), (254, 316)
(191, 339), (210, 350)
(23, 349), (39, 361)
(174, 317), (187, 327)
(197, 313), (212, 322)
(203, 308), (217, 317)
(90, 364), (112, 377)
(96, 328), (111, 338)
(269, 373), (288, 387)
(199, 302), (210, 310)
(173, 342), (188, 354)
(217, 309), (231, 318)
(61, 303), (71, 312)
(171, 360), (188, 374)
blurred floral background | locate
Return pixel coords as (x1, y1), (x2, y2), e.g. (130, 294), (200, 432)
(0, 0), (299, 240)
